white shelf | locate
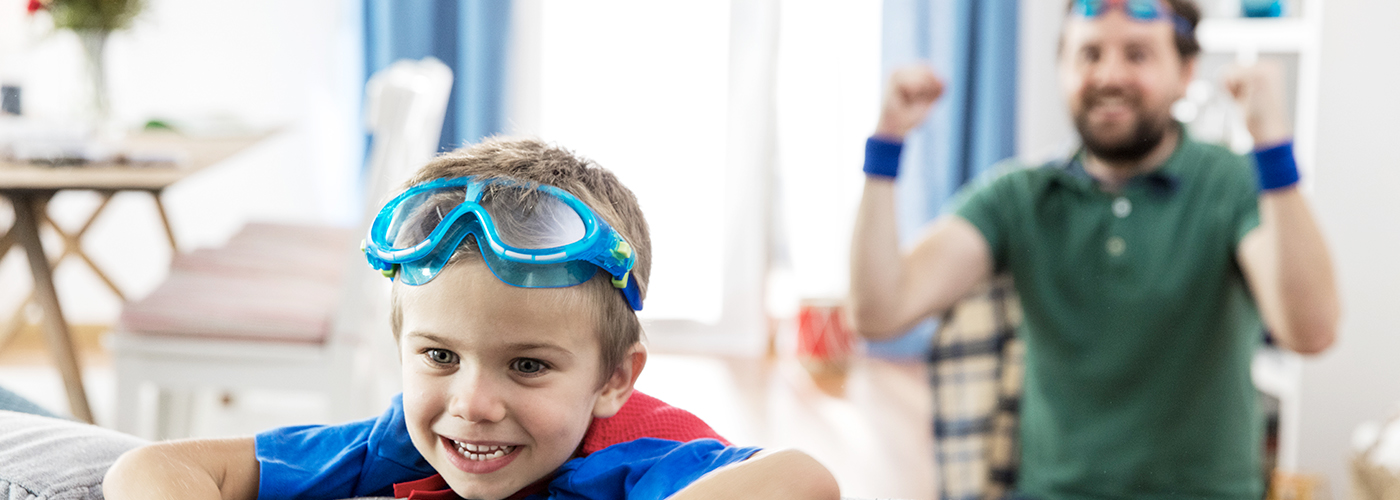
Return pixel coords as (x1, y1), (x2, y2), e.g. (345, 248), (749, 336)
(1253, 347), (1304, 471)
(1197, 17), (1313, 54)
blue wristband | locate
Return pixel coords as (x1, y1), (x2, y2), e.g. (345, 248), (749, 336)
(1252, 141), (1300, 191)
(863, 137), (903, 179)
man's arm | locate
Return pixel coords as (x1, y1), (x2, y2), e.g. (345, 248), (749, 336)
(1238, 191), (1339, 354)
(1230, 62), (1340, 354)
(849, 65), (993, 339)
(103, 437), (260, 500)
(668, 449), (839, 500)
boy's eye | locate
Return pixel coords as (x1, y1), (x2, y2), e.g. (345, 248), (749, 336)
(511, 358), (549, 375)
(425, 348), (458, 365)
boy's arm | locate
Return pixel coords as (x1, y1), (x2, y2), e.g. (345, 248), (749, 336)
(668, 449), (839, 500)
(103, 437), (260, 500)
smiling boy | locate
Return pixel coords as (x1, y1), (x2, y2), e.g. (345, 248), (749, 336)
(105, 138), (838, 500)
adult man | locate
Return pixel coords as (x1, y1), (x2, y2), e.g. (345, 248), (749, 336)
(849, 0), (1339, 498)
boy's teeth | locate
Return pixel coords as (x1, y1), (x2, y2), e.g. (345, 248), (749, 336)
(453, 440), (514, 461)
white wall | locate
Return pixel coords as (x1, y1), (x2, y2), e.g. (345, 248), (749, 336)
(1298, 1), (1400, 496)
(1017, 0), (1075, 162)
(0, 0), (362, 324)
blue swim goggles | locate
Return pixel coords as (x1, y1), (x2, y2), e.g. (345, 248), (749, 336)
(363, 176), (643, 311)
(1073, 0), (1193, 36)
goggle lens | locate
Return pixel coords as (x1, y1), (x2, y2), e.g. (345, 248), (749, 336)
(386, 187), (461, 250)
(380, 184), (588, 253)
(479, 185), (587, 250)
(1075, 0), (1166, 21)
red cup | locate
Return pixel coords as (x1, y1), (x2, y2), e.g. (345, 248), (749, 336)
(796, 299), (855, 373)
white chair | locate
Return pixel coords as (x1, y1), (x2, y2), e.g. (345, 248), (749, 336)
(109, 58), (453, 439)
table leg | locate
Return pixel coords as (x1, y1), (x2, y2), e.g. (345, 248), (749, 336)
(8, 193), (93, 423)
(0, 203), (21, 350)
(40, 192), (126, 302)
(0, 228), (14, 256)
(149, 190), (179, 252)
(0, 225), (16, 350)
(0, 297), (30, 353)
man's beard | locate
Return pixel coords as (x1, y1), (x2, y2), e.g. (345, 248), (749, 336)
(1073, 87), (1172, 164)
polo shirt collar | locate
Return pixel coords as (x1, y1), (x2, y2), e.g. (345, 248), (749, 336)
(1052, 124), (1190, 196)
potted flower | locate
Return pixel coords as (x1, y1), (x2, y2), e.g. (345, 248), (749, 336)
(27, 0), (144, 121)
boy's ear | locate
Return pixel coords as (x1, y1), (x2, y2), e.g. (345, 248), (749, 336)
(592, 343), (647, 419)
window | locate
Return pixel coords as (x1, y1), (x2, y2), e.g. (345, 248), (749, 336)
(536, 1), (730, 324)
(511, 0), (881, 354)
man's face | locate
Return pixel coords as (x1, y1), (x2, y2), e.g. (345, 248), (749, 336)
(1059, 9), (1194, 163)
(398, 261), (613, 500)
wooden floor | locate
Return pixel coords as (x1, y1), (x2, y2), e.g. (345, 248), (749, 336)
(637, 354), (936, 500)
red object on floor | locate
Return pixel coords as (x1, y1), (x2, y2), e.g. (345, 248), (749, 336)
(797, 300), (855, 364)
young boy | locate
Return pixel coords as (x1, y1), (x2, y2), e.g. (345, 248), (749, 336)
(103, 138), (838, 500)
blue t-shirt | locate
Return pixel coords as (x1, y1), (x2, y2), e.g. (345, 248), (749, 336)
(254, 395), (759, 499)
(256, 395), (432, 499)
(539, 438), (759, 500)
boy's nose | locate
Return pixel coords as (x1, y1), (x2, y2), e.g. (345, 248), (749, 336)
(449, 371), (508, 423)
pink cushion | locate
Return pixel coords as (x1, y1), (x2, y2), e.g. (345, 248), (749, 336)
(117, 223), (360, 345)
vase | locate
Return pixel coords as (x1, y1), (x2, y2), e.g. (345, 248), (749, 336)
(75, 29), (111, 125)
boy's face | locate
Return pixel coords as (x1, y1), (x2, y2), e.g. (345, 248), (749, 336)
(397, 261), (637, 500)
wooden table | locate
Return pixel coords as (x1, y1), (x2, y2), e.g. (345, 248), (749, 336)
(0, 131), (271, 422)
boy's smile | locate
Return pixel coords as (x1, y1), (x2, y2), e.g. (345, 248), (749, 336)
(397, 261), (630, 500)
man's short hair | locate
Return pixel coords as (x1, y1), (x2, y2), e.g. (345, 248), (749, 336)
(1062, 0), (1202, 60)
(389, 137), (652, 384)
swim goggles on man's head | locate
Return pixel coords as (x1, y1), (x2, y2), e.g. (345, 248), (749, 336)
(363, 176), (643, 311)
(1072, 0), (1193, 36)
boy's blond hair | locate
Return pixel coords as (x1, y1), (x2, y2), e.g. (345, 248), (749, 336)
(389, 137), (651, 383)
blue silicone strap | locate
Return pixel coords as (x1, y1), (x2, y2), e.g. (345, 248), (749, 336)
(863, 137), (904, 179)
(1253, 141), (1300, 191)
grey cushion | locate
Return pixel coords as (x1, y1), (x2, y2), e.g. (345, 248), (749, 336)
(0, 411), (147, 500)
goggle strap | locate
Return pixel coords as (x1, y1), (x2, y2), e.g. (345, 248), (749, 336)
(621, 278), (643, 311)
(611, 270), (630, 289)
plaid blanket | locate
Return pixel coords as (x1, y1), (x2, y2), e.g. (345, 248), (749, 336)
(929, 276), (1023, 500)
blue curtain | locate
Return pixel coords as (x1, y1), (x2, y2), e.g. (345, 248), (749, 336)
(364, 0), (511, 152)
(866, 0), (1019, 359)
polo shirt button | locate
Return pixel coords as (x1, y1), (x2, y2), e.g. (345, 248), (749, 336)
(1106, 236), (1126, 256)
(1112, 197), (1132, 218)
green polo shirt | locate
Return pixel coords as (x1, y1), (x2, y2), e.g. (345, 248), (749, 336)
(952, 134), (1265, 499)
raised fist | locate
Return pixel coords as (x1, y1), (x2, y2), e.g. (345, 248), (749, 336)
(874, 65), (945, 140)
(1224, 61), (1292, 148)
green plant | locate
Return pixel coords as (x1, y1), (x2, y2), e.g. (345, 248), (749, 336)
(28, 0), (143, 32)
